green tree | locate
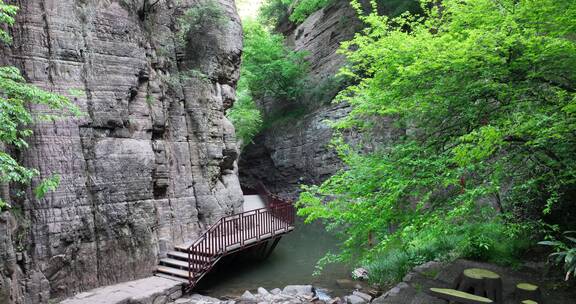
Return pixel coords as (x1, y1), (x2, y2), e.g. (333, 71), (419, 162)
(241, 19), (308, 103)
(177, 0), (228, 44)
(289, 0), (421, 25)
(227, 76), (263, 147)
(289, 0), (331, 24)
(0, 3), (80, 210)
(298, 0), (576, 284)
(258, 0), (292, 28)
(227, 18), (309, 146)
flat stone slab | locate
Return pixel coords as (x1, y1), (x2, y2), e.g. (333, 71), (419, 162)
(59, 276), (184, 304)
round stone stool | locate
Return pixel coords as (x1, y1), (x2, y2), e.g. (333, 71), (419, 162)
(454, 268), (503, 304)
(515, 283), (542, 304)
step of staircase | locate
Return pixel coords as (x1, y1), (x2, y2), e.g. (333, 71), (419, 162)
(174, 244), (217, 256)
(159, 258), (204, 271)
(156, 265), (193, 279)
(166, 251), (209, 263)
(154, 273), (190, 284)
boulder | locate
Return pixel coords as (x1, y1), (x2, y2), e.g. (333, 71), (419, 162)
(282, 285), (314, 296)
(345, 295), (366, 304)
(328, 297), (343, 304)
(188, 294), (222, 303)
(257, 287), (271, 297)
(352, 291), (372, 302)
(240, 291), (257, 301)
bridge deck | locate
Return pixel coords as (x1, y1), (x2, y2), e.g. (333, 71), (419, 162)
(155, 191), (295, 289)
(174, 224), (295, 254)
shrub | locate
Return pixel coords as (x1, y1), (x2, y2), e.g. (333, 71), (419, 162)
(539, 231), (576, 281)
(177, 0), (228, 44)
(289, 0), (421, 25)
(227, 19), (308, 146)
(298, 0), (576, 286)
(363, 220), (531, 286)
(307, 75), (348, 105)
(289, 0), (331, 24)
(258, 0), (291, 28)
(227, 78), (263, 147)
(241, 19), (309, 103)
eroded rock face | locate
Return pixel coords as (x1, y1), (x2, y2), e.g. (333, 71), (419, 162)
(239, 0), (404, 199)
(284, 0), (361, 82)
(239, 103), (354, 199)
(0, 0), (243, 302)
(239, 0), (363, 198)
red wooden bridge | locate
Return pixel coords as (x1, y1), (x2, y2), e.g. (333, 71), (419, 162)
(155, 185), (295, 289)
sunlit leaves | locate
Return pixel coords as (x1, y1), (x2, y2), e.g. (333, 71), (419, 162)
(34, 175), (61, 199)
(241, 19), (308, 102)
(297, 0), (576, 277)
(0, 3), (18, 44)
(227, 19), (309, 147)
(289, 0), (330, 23)
(453, 126), (504, 167)
(227, 81), (263, 146)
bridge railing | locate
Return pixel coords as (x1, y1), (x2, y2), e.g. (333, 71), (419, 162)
(253, 182), (291, 208)
(186, 186), (295, 287)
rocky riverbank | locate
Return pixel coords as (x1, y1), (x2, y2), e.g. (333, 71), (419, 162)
(169, 259), (576, 304)
(170, 285), (374, 304)
(57, 259), (576, 304)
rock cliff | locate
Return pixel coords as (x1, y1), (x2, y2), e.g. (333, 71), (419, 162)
(239, 0), (362, 198)
(238, 0), (408, 199)
(0, 0), (243, 303)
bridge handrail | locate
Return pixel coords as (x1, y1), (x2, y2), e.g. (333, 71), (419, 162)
(253, 182), (292, 208)
(186, 186), (295, 286)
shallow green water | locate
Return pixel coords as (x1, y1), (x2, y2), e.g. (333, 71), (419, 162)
(196, 219), (352, 298)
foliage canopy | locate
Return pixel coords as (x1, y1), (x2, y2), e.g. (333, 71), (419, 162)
(228, 76), (263, 146)
(286, 0), (421, 25)
(228, 19), (308, 146)
(177, 0), (228, 44)
(240, 19), (308, 103)
(297, 0), (576, 284)
(258, 0), (292, 27)
(289, 0), (331, 23)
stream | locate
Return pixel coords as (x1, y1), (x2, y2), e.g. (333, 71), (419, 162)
(195, 218), (353, 299)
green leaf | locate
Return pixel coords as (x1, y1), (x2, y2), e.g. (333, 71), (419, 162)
(34, 175), (61, 199)
(538, 241), (564, 247)
(564, 236), (576, 244)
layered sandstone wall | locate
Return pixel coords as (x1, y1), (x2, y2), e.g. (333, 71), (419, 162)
(238, 0), (403, 199)
(0, 0), (243, 302)
(239, 0), (362, 198)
